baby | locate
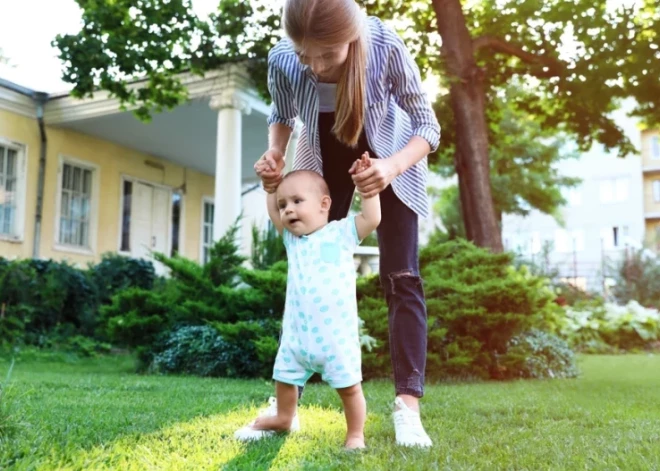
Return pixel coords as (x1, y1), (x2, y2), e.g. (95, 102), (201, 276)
(234, 153), (380, 449)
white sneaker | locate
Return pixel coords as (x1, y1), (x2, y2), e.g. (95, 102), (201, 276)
(234, 397), (300, 441)
(392, 397), (433, 448)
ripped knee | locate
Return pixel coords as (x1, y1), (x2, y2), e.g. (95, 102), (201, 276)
(384, 269), (422, 295)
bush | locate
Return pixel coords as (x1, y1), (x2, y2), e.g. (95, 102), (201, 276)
(498, 329), (579, 379)
(610, 248), (660, 308)
(359, 239), (563, 381)
(89, 254), (156, 306)
(562, 300), (660, 352)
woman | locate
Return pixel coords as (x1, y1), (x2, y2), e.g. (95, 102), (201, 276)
(255, 0), (440, 448)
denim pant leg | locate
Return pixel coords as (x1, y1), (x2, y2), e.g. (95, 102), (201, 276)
(377, 186), (428, 398)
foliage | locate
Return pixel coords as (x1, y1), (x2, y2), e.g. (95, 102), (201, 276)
(151, 325), (238, 377)
(250, 224), (286, 270)
(89, 254), (156, 306)
(610, 248), (660, 309)
(498, 329), (579, 379)
(562, 300), (660, 352)
(359, 238), (563, 380)
(55, 0), (660, 159)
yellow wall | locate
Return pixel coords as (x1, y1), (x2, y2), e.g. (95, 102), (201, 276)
(645, 220), (660, 250)
(641, 129), (660, 168)
(643, 175), (660, 213)
(0, 108), (215, 265)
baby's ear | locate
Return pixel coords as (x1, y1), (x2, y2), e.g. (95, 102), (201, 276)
(321, 194), (332, 212)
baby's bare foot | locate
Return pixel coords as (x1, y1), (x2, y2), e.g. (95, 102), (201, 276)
(344, 436), (366, 450)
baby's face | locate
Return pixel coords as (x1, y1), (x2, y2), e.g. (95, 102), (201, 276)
(276, 176), (329, 236)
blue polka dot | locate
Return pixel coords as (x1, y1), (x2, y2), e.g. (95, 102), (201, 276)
(300, 349), (308, 356)
(302, 249), (307, 256)
(310, 354), (316, 361)
(320, 306), (329, 313)
(302, 325), (308, 332)
(298, 312), (305, 319)
(340, 272), (346, 279)
(301, 287), (307, 295)
(310, 287), (317, 294)
(283, 357), (291, 363)
(332, 289), (339, 296)
(313, 296), (322, 303)
(324, 278), (331, 285)
(333, 329), (340, 335)
(316, 336), (324, 344)
(337, 365), (345, 371)
(341, 312), (348, 318)
(322, 345), (331, 352)
(339, 338), (346, 345)
(342, 373), (350, 379)
(337, 300), (345, 307)
(324, 318), (332, 325)
(319, 266), (328, 273)
(298, 273), (303, 280)
(328, 355), (336, 362)
(312, 327), (319, 334)
(313, 259), (321, 265)
(289, 335), (295, 342)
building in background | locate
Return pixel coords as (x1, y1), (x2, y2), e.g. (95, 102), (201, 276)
(642, 129), (660, 250)
(501, 103), (648, 293)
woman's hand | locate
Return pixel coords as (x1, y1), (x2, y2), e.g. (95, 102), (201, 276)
(349, 156), (400, 199)
(254, 149), (286, 193)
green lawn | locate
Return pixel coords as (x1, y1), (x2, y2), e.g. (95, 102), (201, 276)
(1, 353), (659, 470)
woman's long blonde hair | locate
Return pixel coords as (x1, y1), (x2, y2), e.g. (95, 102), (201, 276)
(283, 0), (368, 147)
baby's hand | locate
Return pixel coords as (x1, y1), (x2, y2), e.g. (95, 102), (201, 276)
(350, 152), (372, 175)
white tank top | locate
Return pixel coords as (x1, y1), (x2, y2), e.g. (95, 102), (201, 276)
(317, 82), (337, 113)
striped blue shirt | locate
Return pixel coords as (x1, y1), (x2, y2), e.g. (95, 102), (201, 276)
(266, 16), (440, 218)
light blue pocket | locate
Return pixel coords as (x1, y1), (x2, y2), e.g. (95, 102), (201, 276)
(320, 242), (340, 264)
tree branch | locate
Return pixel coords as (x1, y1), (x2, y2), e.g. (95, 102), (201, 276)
(473, 35), (564, 77)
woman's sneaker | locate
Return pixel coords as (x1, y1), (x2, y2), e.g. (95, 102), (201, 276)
(234, 397), (300, 441)
(392, 397), (433, 448)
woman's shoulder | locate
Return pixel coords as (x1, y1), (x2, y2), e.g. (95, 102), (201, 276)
(268, 38), (297, 65)
(366, 16), (404, 50)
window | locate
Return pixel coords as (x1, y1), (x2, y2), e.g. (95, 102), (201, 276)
(202, 199), (214, 264)
(652, 136), (660, 160)
(601, 225), (629, 249)
(563, 186), (582, 207)
(120, 180), (132, 252)
(600, 178), (629, 203)
(58, 161), (95, 249)
(653, 180), (660, 203)
(0, 144), (18, 236)
(556, 229), (584, 253)
(171, 192), (181, 256)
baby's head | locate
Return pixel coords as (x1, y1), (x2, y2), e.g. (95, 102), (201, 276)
(276, 170), (332, 236)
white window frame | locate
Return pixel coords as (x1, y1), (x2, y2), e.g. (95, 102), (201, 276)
(200, 196), (215, 264)
(599, 177), (629, 203)
(116, 174), (176, 257)
(54, 155), (100, 255)
(563, 186), (582, 207)
(653, 180), (660, 203)
(0, 138), (27, 243)
(556, 229), (584, 253)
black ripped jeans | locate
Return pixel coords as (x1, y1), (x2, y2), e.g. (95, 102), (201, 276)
(317, 112), (428, 398)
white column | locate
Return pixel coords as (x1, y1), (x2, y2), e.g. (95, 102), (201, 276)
(210, 91), (251, 241)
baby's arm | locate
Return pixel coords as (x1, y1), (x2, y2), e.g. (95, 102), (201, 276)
(354, 153), (382, 241)
(267, 193), (284, 235)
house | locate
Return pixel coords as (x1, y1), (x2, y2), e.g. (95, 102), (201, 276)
(641, 129), (660, 249)
(0, 66), (287, 272)
(0, 66), (381, 273)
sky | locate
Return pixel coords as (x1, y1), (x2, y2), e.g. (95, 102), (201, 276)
(0, 0), (222, 93)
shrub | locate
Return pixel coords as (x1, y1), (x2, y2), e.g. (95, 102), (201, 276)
(498, 329), (579, 379)
(610, 248), (660, 308)
(89, 254), (156, 306)
(562, 300), (660, 352)
(359, 239), (563, 380)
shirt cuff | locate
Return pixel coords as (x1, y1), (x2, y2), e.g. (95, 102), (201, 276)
(413, 125), (441, 153)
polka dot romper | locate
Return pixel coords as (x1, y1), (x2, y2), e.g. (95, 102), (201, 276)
(273, 216), (363, 389)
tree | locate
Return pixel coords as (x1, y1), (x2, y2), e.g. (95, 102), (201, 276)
(54, 0), (660, 251)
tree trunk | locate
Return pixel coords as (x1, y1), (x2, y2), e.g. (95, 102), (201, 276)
(432, 0), (503, 252)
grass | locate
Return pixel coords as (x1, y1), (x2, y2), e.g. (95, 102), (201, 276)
(0, 353), (659, 470)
